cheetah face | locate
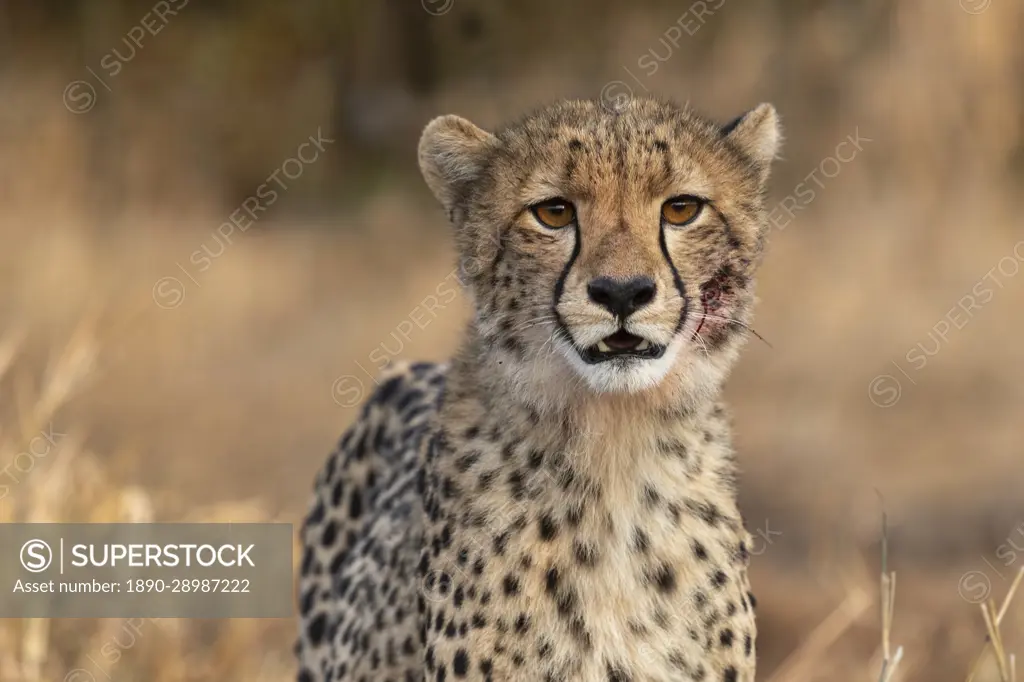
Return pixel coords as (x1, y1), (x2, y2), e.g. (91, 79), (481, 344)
(419, 98), (780, 395)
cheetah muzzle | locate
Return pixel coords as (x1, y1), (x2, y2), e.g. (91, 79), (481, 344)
(297, 96), (781, 682)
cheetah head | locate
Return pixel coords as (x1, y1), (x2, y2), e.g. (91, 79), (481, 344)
(419, 98), (780, 400)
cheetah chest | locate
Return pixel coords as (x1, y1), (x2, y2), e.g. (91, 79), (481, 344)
(471, 493), (755, 680)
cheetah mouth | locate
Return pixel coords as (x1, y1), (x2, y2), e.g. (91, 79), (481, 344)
(580, 330), (666, 364)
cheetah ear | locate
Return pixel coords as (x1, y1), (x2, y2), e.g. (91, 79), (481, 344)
(722, 103), (781, 182)
(418, 115), (497, 213)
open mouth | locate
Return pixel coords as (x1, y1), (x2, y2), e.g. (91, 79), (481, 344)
(580, 329), (666, 364)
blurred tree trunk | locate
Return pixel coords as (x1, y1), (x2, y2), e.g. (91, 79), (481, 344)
(75, 1), (127, 227)
(0, 6), (10, 68)
(326, 0), (438, 190)
(389, 0), (438, 96)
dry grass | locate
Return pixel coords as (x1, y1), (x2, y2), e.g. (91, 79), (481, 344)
(969, 569), (1024, 682)
(759, 519), (1024, 682)
(0, 330), (296, 682)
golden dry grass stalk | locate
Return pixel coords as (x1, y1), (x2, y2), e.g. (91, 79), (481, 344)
(0, 328), (296, 681)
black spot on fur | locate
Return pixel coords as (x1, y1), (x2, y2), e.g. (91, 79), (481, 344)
(539, 514), (559, 541)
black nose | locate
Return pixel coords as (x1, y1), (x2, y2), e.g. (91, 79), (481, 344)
(587, 276), (657, 319)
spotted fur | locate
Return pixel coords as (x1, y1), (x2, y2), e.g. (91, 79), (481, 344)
(297, 97), (781, 682)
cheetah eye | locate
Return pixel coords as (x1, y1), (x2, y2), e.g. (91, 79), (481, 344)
(661, 196), (704, 226)
(531, 199), (576, 230)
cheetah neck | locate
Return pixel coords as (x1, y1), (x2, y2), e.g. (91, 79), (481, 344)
(440, 338), (741, 520)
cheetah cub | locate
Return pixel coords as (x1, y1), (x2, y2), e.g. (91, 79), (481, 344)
(297, 97), (781, 682)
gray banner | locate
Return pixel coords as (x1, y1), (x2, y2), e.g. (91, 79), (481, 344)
(0, 523), (293, 617)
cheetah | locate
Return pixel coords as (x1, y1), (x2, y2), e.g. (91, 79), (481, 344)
(296, 96), (781, 682)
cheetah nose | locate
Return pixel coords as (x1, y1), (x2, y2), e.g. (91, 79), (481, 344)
(587, 276), (657, 320)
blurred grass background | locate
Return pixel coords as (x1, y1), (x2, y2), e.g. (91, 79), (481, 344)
(1, 0), (1023, 679)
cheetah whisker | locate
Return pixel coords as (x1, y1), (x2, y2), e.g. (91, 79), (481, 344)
(692, 332), (711, 359)
(509, 318), (559, 334)
(694, 312), (773, 348)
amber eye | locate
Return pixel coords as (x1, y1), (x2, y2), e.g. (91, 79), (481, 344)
(661, 196), (704, 226)
(532, 199), (576, 229)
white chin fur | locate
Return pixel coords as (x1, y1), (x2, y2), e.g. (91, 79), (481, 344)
(555, 334), (686, 394)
